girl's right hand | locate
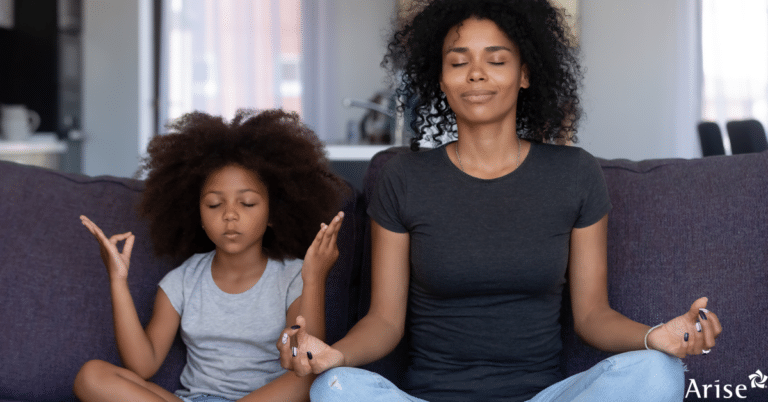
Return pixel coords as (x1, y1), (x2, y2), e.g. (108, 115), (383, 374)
(80, 215), (135, 281)
(302, 211), (345, 284)
(277, 315), (344, 377)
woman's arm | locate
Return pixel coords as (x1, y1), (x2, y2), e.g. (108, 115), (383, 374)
(334, 220), (410, 366)
(568, 214), (722, 357)
(80, 216), (180, 379)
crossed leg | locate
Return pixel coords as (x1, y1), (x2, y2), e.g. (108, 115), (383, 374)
(74, 359), (183, 402)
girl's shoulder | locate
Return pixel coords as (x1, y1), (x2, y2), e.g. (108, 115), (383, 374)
(161, 251), (215, 283)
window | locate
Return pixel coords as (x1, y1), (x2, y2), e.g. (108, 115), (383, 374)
(158, 0), (302, 130)
(701, 0), (768, 151)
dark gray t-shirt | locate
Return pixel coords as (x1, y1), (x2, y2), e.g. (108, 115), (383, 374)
(367, 142), (611, 402)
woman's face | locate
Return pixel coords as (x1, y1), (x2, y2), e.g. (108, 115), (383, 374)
(440, 17), (529, 127)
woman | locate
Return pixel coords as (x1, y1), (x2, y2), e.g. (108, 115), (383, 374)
(280, 1), (722, 401)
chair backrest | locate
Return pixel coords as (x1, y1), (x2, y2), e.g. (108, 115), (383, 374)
(697, 121), (725, 157)
(726, 119), (768, 154)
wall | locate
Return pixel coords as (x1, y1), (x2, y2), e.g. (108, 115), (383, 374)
(579, 0), (701, 160)
(82, 0), (153, 177)
(303, 0), (397, 144)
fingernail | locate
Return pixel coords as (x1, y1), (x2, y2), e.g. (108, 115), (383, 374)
(339, 212), (345, 217)
(291, 325), (300, 330)
(292, 347), (297, 357)
(281, 333), (288, 344)
(700, 308), (710, 314)
(307, 351), (313, 360)
(699, 310), (708, 320)
(696, 322), (702, 332)
(684, 333), (689, 342)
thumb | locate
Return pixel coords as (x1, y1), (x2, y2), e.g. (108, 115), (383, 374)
(688, 297), (709, 320)
(296, 315), (307, 329)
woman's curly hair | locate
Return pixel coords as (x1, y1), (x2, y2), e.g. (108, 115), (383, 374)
(383, 0), (582, 150)
(138, 109), (349, 263)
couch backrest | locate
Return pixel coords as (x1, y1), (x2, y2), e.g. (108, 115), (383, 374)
(359, 147), (768, 400)
(0, 160), (363, 401)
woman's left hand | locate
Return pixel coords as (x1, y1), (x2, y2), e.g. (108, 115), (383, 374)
(647, 297), (723, 358)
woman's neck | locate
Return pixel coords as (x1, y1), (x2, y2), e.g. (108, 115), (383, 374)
(452, 119), (528, 179)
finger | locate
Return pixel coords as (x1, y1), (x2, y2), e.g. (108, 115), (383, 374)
(109, 232), (132, 246)
(277, 326), (300, 369)
(80, 216), (106, 241)
(320, 212), (344, 251)
(326, 212), (344, 251)
(686, 297), (708, 322)
(123, 233), (135, 260)
(309, 221), (326, 251)
(698, 308), (717, 350)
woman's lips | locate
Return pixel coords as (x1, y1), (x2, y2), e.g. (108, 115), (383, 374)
(462, 90), (495, 103)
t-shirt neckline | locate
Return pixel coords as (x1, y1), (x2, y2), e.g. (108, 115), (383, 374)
(440, 139), (538, 183)
(205, 252), (271, 298)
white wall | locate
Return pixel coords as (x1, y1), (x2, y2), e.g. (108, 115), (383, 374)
(303, 0), (396, 144)
(579, 0), (701, 160)
(82, 0), (153, 177)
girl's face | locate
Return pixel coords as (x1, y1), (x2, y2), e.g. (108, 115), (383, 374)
(439, 17), (529, 128)
(200, 164), (270, 257)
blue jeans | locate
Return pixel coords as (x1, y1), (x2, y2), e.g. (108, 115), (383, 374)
(310, 350), (685, 402)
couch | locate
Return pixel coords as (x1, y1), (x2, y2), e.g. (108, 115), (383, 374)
(1, 147), (766, 401)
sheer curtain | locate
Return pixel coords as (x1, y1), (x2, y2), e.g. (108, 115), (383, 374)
(158, 0), (302, 132)
(701, 0), (768, 152)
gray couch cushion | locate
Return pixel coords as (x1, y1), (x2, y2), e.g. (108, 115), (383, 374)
(562, 151), (768, 400)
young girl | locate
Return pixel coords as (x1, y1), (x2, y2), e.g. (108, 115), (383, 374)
(73, 109), (348, 402)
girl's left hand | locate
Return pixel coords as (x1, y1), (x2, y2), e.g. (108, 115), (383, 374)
(647, 297), (723, 358)
(302, 211), (344, 283)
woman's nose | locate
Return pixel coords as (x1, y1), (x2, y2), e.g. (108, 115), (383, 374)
(468, 64), (486, 82)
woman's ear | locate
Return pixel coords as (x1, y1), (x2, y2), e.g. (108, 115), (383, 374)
(521, 65), (530, 89)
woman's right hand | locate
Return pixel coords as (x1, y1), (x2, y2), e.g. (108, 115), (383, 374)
(80, 215), (135, 281)
(277, 315), (344, 377)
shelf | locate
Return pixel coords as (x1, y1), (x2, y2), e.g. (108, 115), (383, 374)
(325, 145), (391, 161)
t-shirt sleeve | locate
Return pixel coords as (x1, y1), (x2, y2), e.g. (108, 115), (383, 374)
(367, 156), (408, 233)
(158, 265), (185, 315)
(284, 259), (304, 311)
(573, 149), (612, 228)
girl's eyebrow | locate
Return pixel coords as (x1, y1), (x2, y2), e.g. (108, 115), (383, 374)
(445, 45), (512, 55)
(203, 189), (261, 195)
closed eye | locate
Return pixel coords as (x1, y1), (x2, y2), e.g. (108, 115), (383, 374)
(451, 63), (467, 67)
(207, 204), (221, 209)
(489, 62), (505, 65)
(242, 203), (256, 207)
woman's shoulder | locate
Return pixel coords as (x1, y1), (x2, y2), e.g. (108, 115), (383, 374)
(530, 142), (601, 170)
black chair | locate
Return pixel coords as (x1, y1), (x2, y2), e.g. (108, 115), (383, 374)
(726, 119), (768, 154)
(697, 121), (725, 157)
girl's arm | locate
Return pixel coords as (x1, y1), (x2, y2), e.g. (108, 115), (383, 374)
(81, 216), (180, 379)
(568, 214), (722, 357)
(280, 219), (410, 375)
(238, 212), (345, 402)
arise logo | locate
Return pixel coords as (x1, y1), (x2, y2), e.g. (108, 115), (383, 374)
(686, 370), (767, 399)
(749, 370), (767, 389)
